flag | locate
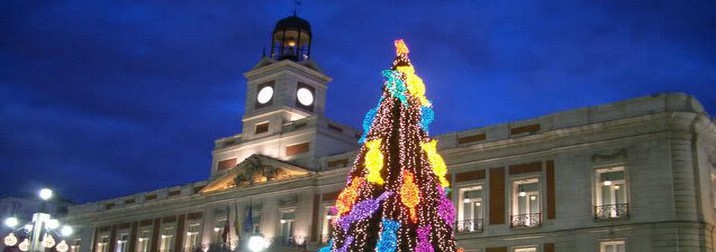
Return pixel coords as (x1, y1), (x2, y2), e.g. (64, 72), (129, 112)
(222, 205), (230, 244)
(234, 201), (241, 243)
(244, 205), (253, 233)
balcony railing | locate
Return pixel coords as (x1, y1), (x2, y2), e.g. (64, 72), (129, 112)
(510, 213), (541, 228)
(455, 219), (483, 233)
(270, 235), (307, 248)
(594, 203), (629, 220)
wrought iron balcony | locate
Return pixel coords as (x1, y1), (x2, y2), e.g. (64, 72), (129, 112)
(270, 235), (307, 248)
(594, 203), (629, 219)
(455, 219), (484, 233)
(510, 213), (541, 228)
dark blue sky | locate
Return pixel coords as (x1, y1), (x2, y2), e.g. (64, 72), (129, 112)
(1, 1), (714, 203)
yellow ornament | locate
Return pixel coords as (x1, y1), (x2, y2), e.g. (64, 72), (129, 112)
(421, 140), (449, 187)
(364, 139), (385, 185)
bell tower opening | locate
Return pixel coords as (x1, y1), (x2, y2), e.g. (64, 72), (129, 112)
(270, 15), (312, 62)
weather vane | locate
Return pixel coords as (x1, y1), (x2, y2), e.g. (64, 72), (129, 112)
(292, 0), (301, 16)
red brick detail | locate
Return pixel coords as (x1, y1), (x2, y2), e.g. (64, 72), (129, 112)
(508, 162), (542, 175)
(218, 158), (237, 171)
(455, 170), (486, 182)
(546, 160), (556, 220)
(489, 167), (506, 225)
(286, 142), (310, 156)
(458, 133), (486, 144)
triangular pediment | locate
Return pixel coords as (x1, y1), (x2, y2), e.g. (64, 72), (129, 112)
(200, 154), (313, 194)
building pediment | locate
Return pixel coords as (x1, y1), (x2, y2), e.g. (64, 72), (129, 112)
(200, 154), (313, 194)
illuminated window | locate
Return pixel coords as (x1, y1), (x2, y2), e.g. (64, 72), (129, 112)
(96, 236), (108, 252)
(600, 240), (626, 252)
(137, 230), (150, 252)
(185, 223), (201, 251)
(594, 167), (628, 219)
(321, 205), (336, 243)
(116, 233), (128, 252)
(279, 210), (296, 245)
(457, 185), (483, 232)
(214, 219), (226, 243)
(511, 178), (541, 228)
(160, 227), (174, 252)
(514, 247), (537, 252)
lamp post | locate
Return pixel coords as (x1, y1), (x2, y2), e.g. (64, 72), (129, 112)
(3, 188), (73, 252)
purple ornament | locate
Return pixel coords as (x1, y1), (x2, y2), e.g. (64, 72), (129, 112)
(336, 236), (354, 252)
(416, 226), (434, 252)
(336, 191), (393, 231)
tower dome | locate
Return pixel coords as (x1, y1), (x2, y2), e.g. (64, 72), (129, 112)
(270, 15), (312, 62)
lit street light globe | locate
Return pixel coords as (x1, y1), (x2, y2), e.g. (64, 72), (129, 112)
(60, 226), (73, 236)
(4, 217), (18, 228)
(248, 235), (268, 252)
(39, 188), (53, 201)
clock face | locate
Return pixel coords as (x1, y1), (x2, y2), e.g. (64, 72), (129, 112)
(256, 86), (274, 104)
(296, 87), (314, 106)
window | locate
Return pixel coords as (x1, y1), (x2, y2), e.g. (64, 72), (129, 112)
(255, 122), (269, 134)
(321, 206), (336, 243)
(137, 230), (150, 252)
(279, 210), (296, 245)
(600, 240), (625, 252)
(286, 142), (310, 156)
(96, 236), (109, 252)
(214, 219), (226, 243)
(711, 172), (716, 209)
(160, 227), (174, 252)
(457, 185), (483, 232)
(514, 247), (537, 252)
(511, 178), (541, 228)
(117, 233), (129, 252)
(594, 167), (628, 219)
(185, 223), (201, 251)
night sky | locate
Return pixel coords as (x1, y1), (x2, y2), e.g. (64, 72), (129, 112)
(1, 1), (714, 204)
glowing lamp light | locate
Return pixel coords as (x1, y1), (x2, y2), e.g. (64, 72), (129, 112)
(614, 185), (621, 190)
(213, 227), (221, 232)
(4, 217), (18, 228)
(287, 40), (297, 47)
(42, 234), (56, 248)
(19, 238), (30, 251)
(530, 195), (537, 201)
(60, 226), (74, 236)
(248, 235), (268, 252)
(603, 179), (612, 186)
(518, 188), (527, 197)
(4, 233), (18, 246)
(475, 202), (482, 207)
(463, 198), (471, 203)
(47, 219), (60, 230)
(56, 240), (69, 252)
(280, 218), (287, 224)
(39, 188), (53, 201)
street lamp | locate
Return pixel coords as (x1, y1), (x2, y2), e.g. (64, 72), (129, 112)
(247, 235), (268, 252)
(3, 188), (74, 252)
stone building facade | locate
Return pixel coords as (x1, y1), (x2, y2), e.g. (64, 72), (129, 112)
(60, 16), (716, 252)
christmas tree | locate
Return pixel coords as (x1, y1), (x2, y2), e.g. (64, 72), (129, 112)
(320, 40), (457, 252)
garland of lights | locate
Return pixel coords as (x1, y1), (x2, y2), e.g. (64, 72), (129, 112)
(323, 39), (458, 252)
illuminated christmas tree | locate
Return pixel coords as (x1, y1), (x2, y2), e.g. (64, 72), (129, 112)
(320, 40), (457, 252)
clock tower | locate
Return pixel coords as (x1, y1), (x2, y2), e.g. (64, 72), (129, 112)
(241, 15), (329, 141)
(210, 15), (359, 177)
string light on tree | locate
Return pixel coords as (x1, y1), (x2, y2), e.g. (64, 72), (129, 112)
(320, 40), (458, 251)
